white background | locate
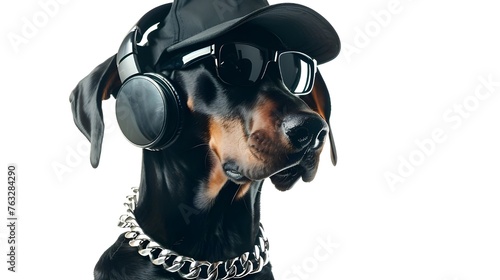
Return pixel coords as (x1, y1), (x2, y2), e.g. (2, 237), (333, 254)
(1, 0), (500, 279)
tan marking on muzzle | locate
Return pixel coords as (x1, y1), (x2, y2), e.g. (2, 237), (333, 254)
(206, 159), (227, 199)
(236, 182), (252, 199)
(186, 96), (195, 112)
(209, 117), (253, 166)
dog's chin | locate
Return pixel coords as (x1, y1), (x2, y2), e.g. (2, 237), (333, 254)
(270, 149), (321, 191)
(269, 161), (320, 191)
(269, 165), (304, 191)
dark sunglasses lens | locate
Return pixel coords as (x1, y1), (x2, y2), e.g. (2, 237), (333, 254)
(279, 52), (315, 94)
(218, 44), (265, 85)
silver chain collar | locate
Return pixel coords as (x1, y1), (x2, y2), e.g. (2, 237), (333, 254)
(117, 187), (270, 280)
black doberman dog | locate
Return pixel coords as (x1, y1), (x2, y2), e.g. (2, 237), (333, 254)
(70, 26), (335, 280)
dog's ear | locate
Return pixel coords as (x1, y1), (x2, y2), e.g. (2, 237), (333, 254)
(300, 70), (337, 166)
(69, 55), (121, 168)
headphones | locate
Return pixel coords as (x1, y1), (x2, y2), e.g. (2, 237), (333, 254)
(115, 4), (183, 151)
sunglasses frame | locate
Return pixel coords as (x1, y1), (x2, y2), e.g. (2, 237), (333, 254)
(180, 43), (317, 95)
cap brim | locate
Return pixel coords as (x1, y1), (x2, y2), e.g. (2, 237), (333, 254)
(165, 3), (340, 65)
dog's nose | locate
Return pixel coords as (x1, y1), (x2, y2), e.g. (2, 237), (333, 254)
(282, 113), (328, 151)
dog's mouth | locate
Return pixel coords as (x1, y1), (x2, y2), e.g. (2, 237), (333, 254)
(223, 147), (320, 191)
(224, 164), (303, 190)
(224, 168), (247, 182)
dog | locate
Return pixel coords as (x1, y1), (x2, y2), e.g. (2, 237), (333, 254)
(70, 12), (337, 280)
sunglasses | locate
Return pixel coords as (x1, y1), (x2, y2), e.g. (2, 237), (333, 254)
(180, 42), (317, 95)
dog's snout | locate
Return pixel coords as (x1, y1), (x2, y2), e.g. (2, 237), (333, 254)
(282, 113), (328, 151)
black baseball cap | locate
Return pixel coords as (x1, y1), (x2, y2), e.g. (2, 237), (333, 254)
(146, 0), (341, 66)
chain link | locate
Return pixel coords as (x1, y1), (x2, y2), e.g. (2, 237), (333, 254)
(118, 187), (270, 280)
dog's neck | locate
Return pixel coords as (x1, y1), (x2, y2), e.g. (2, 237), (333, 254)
(132, 149), (263, 262)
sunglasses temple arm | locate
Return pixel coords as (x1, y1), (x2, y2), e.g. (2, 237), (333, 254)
(179, 45), (214, 68)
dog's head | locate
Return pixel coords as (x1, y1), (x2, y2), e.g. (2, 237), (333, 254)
(168, 27), (336, 192)
(70, 27), (336, 196)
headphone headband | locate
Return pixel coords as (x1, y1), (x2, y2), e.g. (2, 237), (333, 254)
(117, 4), (172, 81)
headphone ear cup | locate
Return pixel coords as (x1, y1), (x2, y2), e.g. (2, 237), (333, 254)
(115, 73), (182, 150)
